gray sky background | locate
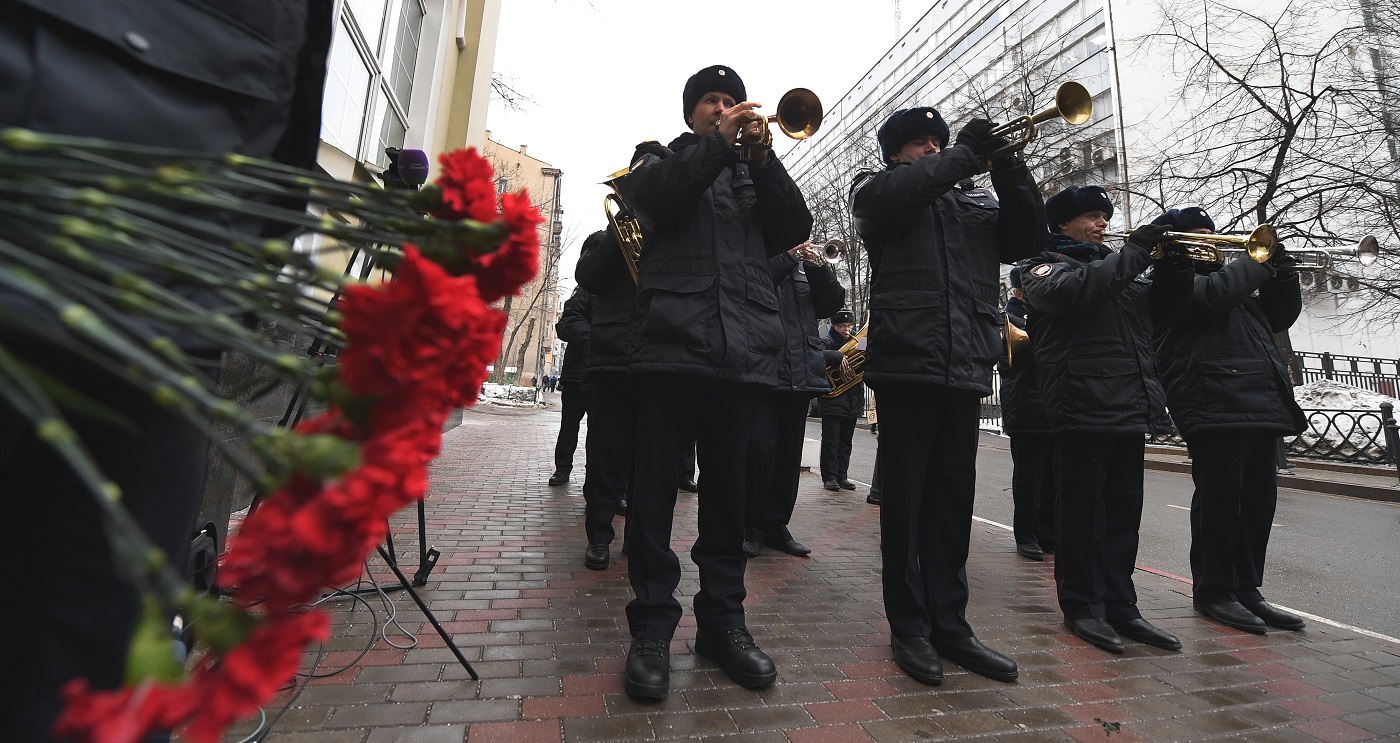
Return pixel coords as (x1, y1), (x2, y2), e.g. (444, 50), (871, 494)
(485, 0), (906, 289)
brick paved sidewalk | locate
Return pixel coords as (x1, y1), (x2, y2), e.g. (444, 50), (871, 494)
(228, 404), (1400, 743)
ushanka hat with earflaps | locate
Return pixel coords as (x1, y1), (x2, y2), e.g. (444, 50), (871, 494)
(876, 108), (950, 163)
(682, 65), (746, 125)
(832, 307), (855, 324)
(1045, 185), (1114, 232)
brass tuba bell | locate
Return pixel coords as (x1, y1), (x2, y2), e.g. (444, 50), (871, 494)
(602, 167), (644, 283)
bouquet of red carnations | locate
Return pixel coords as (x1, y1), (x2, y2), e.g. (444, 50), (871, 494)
(0, 129), (539, 743)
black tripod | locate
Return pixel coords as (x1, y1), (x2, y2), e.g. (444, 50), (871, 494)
(268, 148), (476, 678)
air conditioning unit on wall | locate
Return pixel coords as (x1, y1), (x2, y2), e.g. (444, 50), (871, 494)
(1091, 146), (1115, 166)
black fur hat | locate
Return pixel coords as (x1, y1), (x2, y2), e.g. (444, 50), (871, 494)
(1151, 207), (1216, 233)
(876, 107), (950, 163)
(832, 308), (855, 324)
(1046, 185), (1115, 232)
(682, 65), (746, 126)
(1009, 266), (1023, 289)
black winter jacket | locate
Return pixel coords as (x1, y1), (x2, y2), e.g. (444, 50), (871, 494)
(620, 132), (813, 385)
(817, 326), (866, 418)
(1, 0), (333, 346)
(1150, 257), (1306, 439)
(997, 295), (1050, 434)
(769, 253), (846, 395)
(555, 288), (594, 385)
(850, 145), (1046, 394)
(575, 229), (634, 379)
(1020, 234), (1191, 435)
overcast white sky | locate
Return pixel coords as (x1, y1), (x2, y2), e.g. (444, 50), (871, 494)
(485, 0), (906, 289)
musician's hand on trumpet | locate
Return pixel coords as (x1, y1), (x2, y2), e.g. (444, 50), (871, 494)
(1267, 241), (1299, 275)
(788, 240), (824, 268)
(954, 118), (1016, 172)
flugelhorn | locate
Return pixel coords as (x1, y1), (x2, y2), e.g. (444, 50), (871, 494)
(984, 81), (1093, 161)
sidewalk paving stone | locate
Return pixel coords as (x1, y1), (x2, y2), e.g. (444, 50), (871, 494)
(216, 404), (1400, 743)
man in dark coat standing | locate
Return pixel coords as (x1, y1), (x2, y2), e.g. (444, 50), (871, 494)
(850, 106), (1045, 686)
(818, 308), (864, 491)
(1149, 207), (1307, 634)
(1019, 186), (1190, 655)
(0, 1), (333, 740)
(549, 288), (593, 486)
(574, 230), (634, 571)
(997, 266), (1058, 561)
(744, 241), (846, 558)
(616, 64), (812, 702)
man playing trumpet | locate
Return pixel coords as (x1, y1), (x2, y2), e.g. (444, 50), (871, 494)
(1147, 207), (1307, 634)
(1019, 187), (1190, 655)
(616, 64), (812, 702)
(850, 107), (1045, 685)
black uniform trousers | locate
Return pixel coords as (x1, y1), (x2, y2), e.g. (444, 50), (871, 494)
(1008, 432), (1059, 551)
(679, 433), (697, 484)
(553, 380), (589, 475)
(581, 372), (631, 547)
(875, 382), (982, 640)
(1053, 432), (1145, 623)
(1185, 430), (1279, 605)
(626, 374), (761, 640)
(819, 415), (856, 482)
(745, 391), (809, 545)
(1, 342), (212, 743)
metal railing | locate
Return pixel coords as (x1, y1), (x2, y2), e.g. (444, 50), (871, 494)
(1296, 351), (1400, 397)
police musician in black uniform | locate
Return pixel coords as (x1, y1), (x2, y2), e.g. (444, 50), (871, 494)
(997, 266), (1058, 561)
(850, 106), (1046, 685)
(1018, 186), (1191, 654)
(817, 308), (864, 491)
(572, 230), (635, 571)
(1148, 207), (1307, 634)
(549, 288), (593, 487)
(615, 64), (813, 702)
(743, 240), (845, 559)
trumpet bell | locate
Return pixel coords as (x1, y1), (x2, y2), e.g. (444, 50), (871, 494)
(1055, 82), (1094, 127)
(770, 88), (823, 140)
(1359, 235), (1380, 266)
(822, 239), (845, 260)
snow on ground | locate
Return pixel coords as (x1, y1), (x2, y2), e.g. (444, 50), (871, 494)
(1290, 380), (1398, 459)
(478, 383), (541, 408)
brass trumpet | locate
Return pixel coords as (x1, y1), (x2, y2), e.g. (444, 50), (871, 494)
(821, 239), (845, 262)
(1105, 224), (1278, 265)
(1282, 235), (1380, 270)
(985, 81), (1094, 161)
(757, 88), (824, 140)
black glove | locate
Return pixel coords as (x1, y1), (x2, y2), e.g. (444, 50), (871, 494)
(1127, 222), (1172, 252)
(1269, 241), (1298, 274)
(954, 118), (996, 157)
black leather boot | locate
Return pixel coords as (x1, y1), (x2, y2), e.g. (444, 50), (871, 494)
(694, 628), (777, 689)
(624, 637), (670, 702)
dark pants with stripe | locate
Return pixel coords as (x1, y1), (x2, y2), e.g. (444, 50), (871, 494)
(626, 374), (760, 639)
(1053, 432), (1145, 623)
(1186, 430), (1278, 604)
(875, 383), (982, 640)
(582, 372), (631, 547)
(746, 391), (810, 545)
(1009, 432), (1059, 551)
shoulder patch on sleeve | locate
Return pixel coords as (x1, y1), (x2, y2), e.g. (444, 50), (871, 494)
(1030, 263), (1055, 278)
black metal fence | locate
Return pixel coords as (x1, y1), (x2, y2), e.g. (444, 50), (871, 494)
(1295, 351), (1400, 397)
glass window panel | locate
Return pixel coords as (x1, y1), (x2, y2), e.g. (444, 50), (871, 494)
(376, 85), (408, 168)
(346, 0), (387, 54)
(388, 0), (425, 108)
(320, 19), (372, 156)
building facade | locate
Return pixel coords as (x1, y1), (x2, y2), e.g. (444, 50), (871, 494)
(482, 134), (565, 386)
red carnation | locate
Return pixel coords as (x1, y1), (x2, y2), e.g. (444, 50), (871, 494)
(431, 148), (499, 223)
(473, 190), (542, 303)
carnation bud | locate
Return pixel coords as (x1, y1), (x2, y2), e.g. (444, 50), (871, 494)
(124, 596), (187, 685)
